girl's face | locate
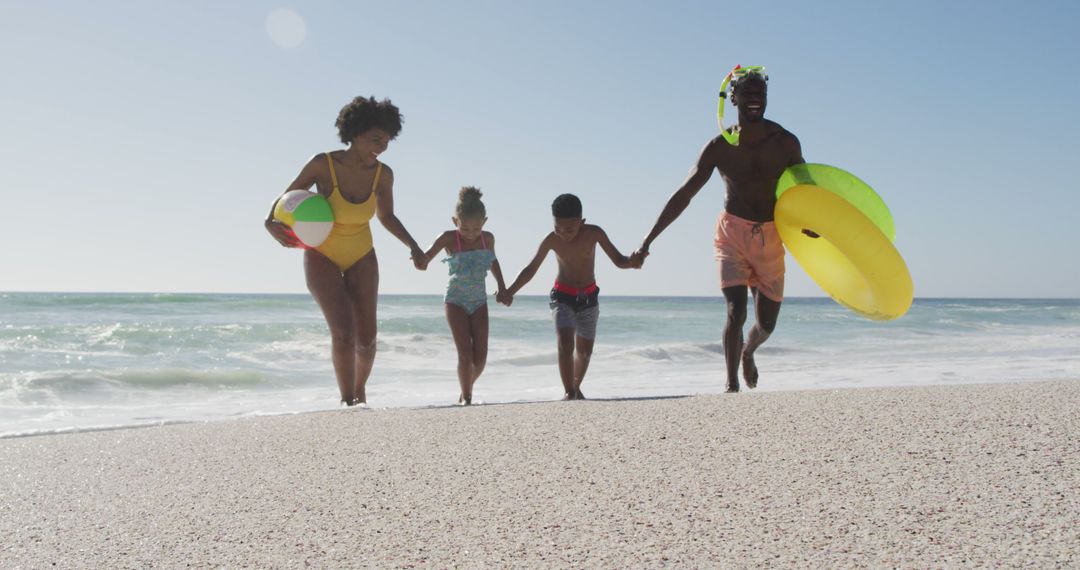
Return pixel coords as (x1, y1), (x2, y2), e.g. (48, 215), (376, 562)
(351, 128), (391, 164)
(454, 216), (486, 242)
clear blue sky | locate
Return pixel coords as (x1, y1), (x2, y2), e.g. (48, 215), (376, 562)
(3, 0), (1078, 297)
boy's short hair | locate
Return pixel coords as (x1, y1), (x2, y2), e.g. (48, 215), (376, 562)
(336, 96), (404, 144)
(551, 194), (582, 218)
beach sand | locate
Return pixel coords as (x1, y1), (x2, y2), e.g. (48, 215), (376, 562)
(2, 381), (1077, 568)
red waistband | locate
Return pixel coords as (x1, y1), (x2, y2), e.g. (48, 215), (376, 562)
(553, 280), (598, 296)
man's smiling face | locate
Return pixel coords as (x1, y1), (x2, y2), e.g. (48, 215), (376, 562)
(732, 77), (767, 123)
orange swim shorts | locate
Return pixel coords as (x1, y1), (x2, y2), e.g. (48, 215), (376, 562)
(714, 211), (785, 302)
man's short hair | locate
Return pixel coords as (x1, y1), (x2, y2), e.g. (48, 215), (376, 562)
(730, 71), (768, 96)
(551, 194), (583, 218)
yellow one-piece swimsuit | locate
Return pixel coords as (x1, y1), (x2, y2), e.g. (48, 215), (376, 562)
(315, 153), (380, 272)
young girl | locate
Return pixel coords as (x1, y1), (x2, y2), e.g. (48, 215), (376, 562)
(420, 187), (507, 405)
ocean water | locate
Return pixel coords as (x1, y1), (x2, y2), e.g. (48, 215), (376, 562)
(1, 293), (1078, 437)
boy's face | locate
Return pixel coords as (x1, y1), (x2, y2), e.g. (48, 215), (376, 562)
(553, 217), (584, 242)
(454, 216), (486, 242)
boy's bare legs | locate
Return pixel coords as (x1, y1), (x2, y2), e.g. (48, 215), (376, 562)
(741, 288), (780, 389)
(556, 328), (577, 399)
(721, 285), (749, 393)
(345, 252), (379, 405)
(572, 335), (594, 399)
(305, 251), (356, 405)
(446, 303), (476, 404)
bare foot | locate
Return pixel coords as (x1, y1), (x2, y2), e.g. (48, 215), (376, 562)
(562, 392), (576, 401)
(725, 384), (740, 393)
(458, 393), (472, 406)
(574, 388), (586, 400)
(741, 350), (758, 390)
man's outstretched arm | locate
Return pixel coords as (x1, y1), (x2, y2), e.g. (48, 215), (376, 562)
(638, 140), (718, 255)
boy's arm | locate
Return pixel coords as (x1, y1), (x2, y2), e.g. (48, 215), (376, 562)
(595, 227), (633, 269)
(638, 139), (718, 254)
(486, 233), (508, 292)
(506, 234), (554, 295)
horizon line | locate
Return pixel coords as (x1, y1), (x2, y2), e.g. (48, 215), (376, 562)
(3, 291), (1079, 301)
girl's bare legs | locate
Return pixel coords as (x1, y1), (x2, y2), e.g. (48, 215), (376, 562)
(468, 304), (489, 399)
(305, 250), (356, 404)
(446, 303), (476, 404)
(344, 251), (379, 404)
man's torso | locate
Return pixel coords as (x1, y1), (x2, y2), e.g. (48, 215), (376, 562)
(714, 122), (798, 222)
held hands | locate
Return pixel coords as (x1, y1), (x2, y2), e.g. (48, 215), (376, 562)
(265, 219), (303, 248)
(411, 247), (429, 270)
(495, 288), (513, 307)
(629, 248), (649, 269)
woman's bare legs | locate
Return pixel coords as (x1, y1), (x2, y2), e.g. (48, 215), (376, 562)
(305, 250), (357, 404)
(344, 251), (379, 404)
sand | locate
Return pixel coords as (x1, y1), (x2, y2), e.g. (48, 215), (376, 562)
(2, 381), (1077, 568)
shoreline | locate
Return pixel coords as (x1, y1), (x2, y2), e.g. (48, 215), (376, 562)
(3, 377), (1073, 440)
(3, 380), (1077, 567)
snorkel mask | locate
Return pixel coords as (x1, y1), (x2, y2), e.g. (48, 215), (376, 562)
(717, 64), (768, 146)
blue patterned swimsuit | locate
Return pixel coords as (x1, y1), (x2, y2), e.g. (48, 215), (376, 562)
(443, 232), (496, 314)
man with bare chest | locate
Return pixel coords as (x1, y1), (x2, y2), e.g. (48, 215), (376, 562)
(635, 67), (804, 392)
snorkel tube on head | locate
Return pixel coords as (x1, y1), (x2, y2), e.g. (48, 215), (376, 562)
(717, 64), (768, 146)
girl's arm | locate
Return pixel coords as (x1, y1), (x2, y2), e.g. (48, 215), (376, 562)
(420, 231), (454, 268)
(487, 233), (508, 292)
(372, 166), (426, 268)
(507, 234), (554, 295)
(596, 227), (633, 269)
(264, 155), (322, 248)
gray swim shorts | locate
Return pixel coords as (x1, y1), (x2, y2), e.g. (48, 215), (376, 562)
(550, 303), (599, 340)
(549, 285), (600, 340)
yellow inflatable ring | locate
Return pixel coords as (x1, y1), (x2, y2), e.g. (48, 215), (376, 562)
(775, 185), (913, 320)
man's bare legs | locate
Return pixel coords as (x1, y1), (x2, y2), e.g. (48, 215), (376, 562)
(721, 286), (748, 392)
(741, 288), (781, 389)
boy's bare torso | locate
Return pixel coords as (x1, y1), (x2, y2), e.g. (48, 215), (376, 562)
(547, 225), (603, 288)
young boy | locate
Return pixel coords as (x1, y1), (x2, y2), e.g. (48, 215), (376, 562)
(500, 194), (642, 400)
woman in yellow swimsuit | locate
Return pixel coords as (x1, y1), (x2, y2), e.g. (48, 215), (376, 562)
(265, 96), (426, 406)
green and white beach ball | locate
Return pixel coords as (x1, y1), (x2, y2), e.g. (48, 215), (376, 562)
(273, 190), (334, 248)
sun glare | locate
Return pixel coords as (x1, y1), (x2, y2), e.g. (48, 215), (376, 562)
(265, 8), (306, 49)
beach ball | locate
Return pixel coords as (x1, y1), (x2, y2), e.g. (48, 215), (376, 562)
(273, 190), (334, 247)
